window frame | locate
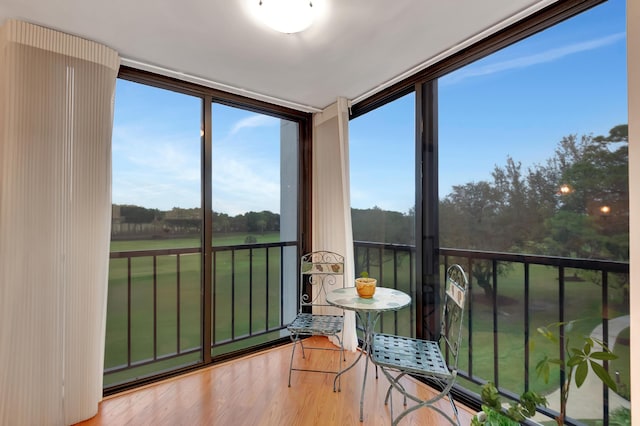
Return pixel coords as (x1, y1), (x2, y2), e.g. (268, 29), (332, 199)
(106, 67), (312, 395)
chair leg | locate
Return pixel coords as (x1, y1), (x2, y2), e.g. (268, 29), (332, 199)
(299, 338), (307, 359)
(288, 335), (299, 387)
(388, 385), (394, 425)
(290, 334), (346, 389)
(448, 392), (460, 425)
(333, 335), (344, 392)
(383, 375), (402, 406)
(379, 369), (461, 426)
(384, 372), (408, 406)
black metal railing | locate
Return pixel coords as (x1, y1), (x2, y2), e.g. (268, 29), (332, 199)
(210, 241), (296, 350)
(104, 241), (629, 426)
(440, 248), (630, 426)
(106, 247), (203, 379)
(104, 241), (296, 387)
(104, 240), (414, 386)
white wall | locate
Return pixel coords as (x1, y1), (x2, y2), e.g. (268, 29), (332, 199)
(627, 0), (639, 422)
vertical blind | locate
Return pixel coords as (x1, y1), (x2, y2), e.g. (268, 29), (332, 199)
(0, 19), (119, 424)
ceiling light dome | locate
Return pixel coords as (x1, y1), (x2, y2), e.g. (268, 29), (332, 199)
(257, 0), (315, 34)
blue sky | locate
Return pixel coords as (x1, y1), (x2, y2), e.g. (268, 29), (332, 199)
(112, 96), (284, 214)
(351, 0), (627, 214)
(112, 0), (626, 216)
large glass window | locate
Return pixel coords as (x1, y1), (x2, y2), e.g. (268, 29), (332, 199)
(349, 92), (416, 337)
(105, 78), (304, 389)
(349, 2), (628, 424)
(106, 79), (203, 386)
(439, 0), (627, 262)
(438, 1), (628, 423)
(210, 104), (299, 356)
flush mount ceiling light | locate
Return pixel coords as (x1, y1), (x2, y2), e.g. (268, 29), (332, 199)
(257, 0), (315, 34)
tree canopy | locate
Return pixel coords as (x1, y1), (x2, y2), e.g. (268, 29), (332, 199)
(440, 124), (628, 262)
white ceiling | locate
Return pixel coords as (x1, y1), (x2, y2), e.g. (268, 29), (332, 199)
(0, 0), (556, 112)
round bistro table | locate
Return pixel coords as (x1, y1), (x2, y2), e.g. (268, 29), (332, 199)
(326, 286), (412, 422)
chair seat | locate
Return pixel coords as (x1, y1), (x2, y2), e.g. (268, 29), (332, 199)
(288, 313), (343, 335)
(371, 333), (451, 379)
(370, 265), (467, 426)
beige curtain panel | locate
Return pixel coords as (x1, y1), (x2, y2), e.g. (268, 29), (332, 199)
(0, 20), (119, 425)
(312, 97), (358, 352)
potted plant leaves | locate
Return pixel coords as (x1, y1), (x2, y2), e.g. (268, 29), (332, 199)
(535, 321), (618, 426)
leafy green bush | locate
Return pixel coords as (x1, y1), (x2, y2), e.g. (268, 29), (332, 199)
(471, 382), (547, 426)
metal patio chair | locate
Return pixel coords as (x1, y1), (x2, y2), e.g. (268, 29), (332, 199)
(371, 264), (468, 425)
(287, 251), (345, 388)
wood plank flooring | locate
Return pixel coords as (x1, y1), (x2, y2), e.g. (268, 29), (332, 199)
(76, 337), (474, 425)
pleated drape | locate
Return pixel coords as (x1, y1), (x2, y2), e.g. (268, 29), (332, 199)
(0, 20), (119, 425)
(312, 97), (358, 352)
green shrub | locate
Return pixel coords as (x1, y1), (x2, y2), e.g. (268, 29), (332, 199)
(472, 382), (547, 426)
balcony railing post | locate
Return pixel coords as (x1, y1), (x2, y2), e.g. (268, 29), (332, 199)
(524, 262), (530, 392)
(492, 259), (499, 387)
(127, 257), (132, 368)
(602, 270), (610, 426)
(559, 266), (566, 410)
(176, 253), (181, 354)
(153, 255), (158, 361)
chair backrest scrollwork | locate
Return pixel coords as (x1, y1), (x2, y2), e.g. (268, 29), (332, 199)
(441, 264), (468, 370)
(299, 251), (345, 311)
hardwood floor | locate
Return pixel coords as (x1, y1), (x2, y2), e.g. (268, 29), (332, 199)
(77, 337), (474, 425)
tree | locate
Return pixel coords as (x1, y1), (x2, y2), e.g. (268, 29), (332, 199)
(440, 124), (628, 261)
(212, 212), (232, 233)
(439, 124), (629, 297)
(440, 181), (505, 297)
(119, 204), (161, 224)
(352, 207), (414, 245)
(550, 126), (629, 260)
(164, 207), (201, 233)
(440, 181), (500, 251)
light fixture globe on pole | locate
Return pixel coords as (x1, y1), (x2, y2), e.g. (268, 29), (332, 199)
(257, 0), (315, 34)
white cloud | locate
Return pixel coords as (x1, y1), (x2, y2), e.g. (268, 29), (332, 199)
(229, 114), (278, 136)
(112, 175), (200, 210)
(112, 113), (284, 213)
(212, 155), (280, 215)
(112, 124), (202, 209)
(443, 32), (625, 85)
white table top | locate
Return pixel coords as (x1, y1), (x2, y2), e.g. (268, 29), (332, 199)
(326, 286), (411, 312)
